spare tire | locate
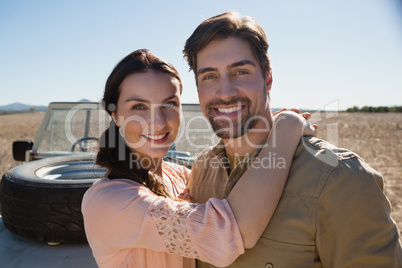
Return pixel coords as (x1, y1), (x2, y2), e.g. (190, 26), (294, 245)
(0, 154), (106, 243)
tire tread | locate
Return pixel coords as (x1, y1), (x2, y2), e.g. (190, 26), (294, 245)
(0, 173), (90, 243)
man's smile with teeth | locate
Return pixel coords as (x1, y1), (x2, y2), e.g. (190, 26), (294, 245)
(216, 106), (242, 114)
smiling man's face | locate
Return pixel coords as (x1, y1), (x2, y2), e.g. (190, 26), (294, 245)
(196, 37), (270, 139)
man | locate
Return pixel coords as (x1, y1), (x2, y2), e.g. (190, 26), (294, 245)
(183, 11), (402, 267)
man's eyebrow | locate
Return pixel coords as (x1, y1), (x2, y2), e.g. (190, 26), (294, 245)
(197, 60), (257, 77)
(229, 60), (257, 68)
(197, 67), (217, 77)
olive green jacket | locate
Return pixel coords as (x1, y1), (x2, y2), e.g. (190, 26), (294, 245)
(188, 137), (402, 267)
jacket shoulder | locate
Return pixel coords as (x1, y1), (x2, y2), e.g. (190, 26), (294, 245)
(293, 137), (383, 191)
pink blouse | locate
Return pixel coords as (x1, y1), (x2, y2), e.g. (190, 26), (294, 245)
(82, 162), (244, 268)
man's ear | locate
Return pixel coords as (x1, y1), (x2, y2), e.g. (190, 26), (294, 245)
(266, 70), (273, 92)
(111, 112), (120, 127)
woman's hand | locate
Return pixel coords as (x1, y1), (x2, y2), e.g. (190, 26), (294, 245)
(178, 189), (192, 202)
(274, 108), (318, 135)
(274, 108), (318, 137)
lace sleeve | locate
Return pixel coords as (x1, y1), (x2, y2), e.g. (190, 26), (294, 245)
(149, 199), (200, 258)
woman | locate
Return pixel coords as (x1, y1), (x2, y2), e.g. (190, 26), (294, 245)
(82, 49), (315, 268)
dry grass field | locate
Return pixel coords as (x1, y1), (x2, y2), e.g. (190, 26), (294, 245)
(0, 111), (401, 235)
(0, 112), (45, 175)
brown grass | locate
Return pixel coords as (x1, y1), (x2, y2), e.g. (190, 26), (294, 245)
(0, 112), (44, 174)
(1, 111), (401, 234)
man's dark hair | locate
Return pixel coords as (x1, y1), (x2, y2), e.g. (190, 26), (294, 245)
(183, 11), (271, 81)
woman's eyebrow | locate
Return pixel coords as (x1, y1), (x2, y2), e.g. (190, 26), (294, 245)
(124, 94), (178, 104)
(161, 94), (179, 103)
(124, 97), (149, 103)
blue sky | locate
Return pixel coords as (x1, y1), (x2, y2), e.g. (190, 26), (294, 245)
(0, 0), (401, 111)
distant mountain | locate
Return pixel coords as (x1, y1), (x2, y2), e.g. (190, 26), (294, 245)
(0, 102), (47, 113)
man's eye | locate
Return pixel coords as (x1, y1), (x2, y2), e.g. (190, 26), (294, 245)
(236, 70), (248, 75)
(203, 74), (215, 80)
(132, 104), (145, 110)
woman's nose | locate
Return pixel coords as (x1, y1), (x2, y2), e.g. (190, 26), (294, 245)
(148, 106), (167, 131)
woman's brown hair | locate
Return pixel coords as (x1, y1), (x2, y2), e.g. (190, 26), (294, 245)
(97, 49), (182, 198)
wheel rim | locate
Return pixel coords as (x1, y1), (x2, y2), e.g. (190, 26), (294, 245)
(35, 161), (106, 181)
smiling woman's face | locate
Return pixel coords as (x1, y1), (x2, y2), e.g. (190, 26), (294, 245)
(112, 70), (182, 160)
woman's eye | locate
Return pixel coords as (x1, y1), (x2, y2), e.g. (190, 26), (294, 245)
(132, 104), (145, 110)
(163, 101), (177, 108)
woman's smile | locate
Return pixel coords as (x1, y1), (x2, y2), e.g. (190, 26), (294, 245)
(141, 132), (170, 144)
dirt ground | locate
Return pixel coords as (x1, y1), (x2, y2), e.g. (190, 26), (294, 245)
(0, 111), (401, 235)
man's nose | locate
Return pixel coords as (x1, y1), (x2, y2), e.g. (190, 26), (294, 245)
(216, 75), (238, 101)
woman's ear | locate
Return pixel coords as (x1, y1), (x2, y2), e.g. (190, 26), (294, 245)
(111, 112), (119, 127)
